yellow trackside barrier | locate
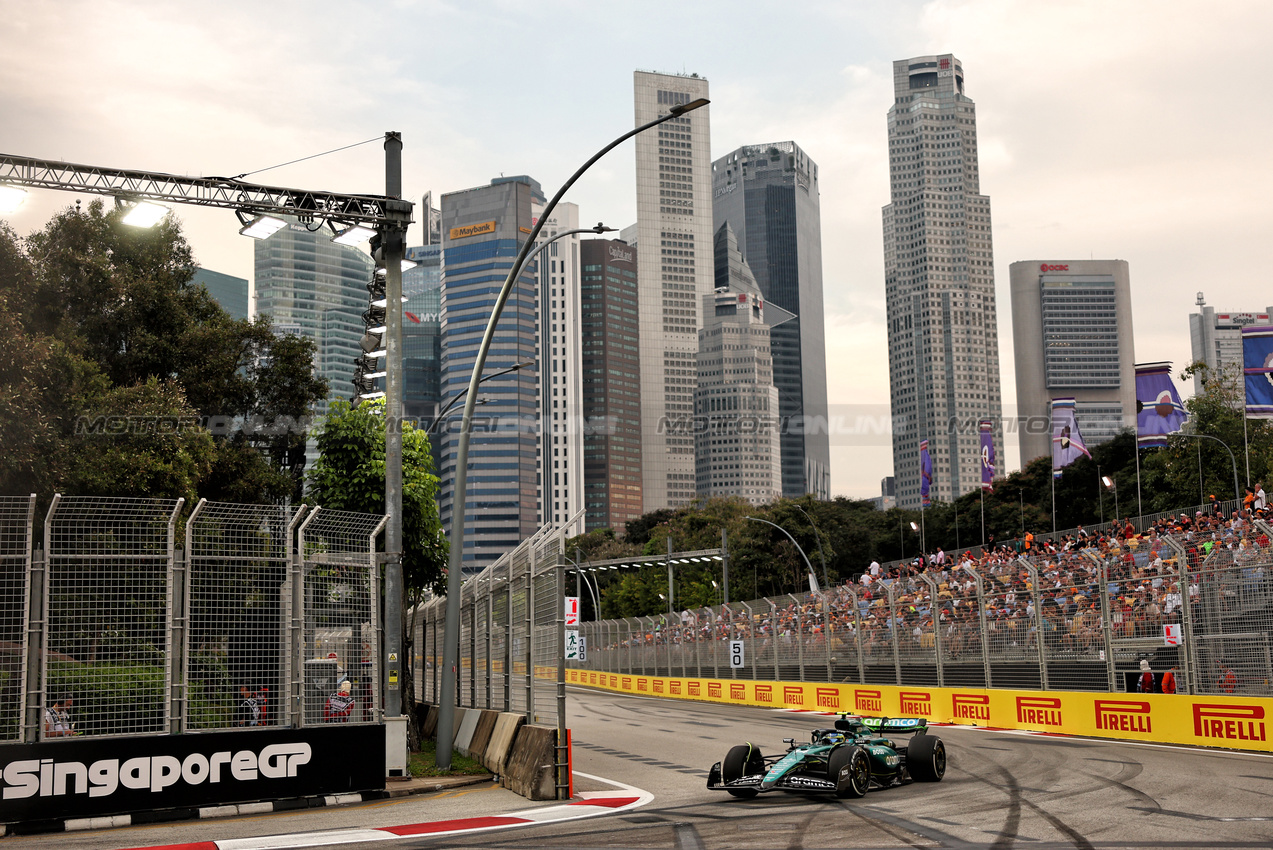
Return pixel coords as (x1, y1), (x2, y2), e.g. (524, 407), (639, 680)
(565, 670), (1272, 753)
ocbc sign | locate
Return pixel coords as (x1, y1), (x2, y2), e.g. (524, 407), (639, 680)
(1040, 263), (1069, 272)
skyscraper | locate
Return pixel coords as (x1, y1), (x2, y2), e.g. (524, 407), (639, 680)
(439, 177), (543, 573)
(580, 238), (643, 531)
(193, 267), (250, 320)
(254, 218), (375, 413)
(1010, 260), (1136, 464)
(696, 223), (782, 505)
(535, 201), (584, 536)
(1188, 293), (1273, 395)
(633, 69), (713, 510)
(882, 54), (1003, 508)
(712, 141), (830, 499)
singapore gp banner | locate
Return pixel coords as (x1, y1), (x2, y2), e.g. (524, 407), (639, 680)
(979, 419), (995, 492)
(1135, 362), (1189, 448)
(0, 725), (384, 823)
(1051, 398), (1090, 478)
(1243, 325), (1273, 418)
(920, 439), (932, 507)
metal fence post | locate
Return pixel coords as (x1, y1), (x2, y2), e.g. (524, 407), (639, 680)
(886, 582), (902, 686)
(1022, 561), (1051, 690)
(525, 550), (534, 722)
(920, 573), (944, 687)
(964, 565), (992, 688)
(16, 494), (39, 743)
(556, 549), (567, 798)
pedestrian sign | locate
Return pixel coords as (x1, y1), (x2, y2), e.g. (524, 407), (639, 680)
(566, 629), (586, 660)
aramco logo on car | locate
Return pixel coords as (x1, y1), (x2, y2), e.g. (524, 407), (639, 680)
(899, 691), (932, 716)
(1094, 700), (1152, 734)
(1017, 696), (1063, 727)
(1193, 704), (1266, 743)
(952, 693), (990, 722)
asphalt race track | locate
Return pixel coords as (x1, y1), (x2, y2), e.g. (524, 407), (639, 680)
(12, 685), (1273, 850)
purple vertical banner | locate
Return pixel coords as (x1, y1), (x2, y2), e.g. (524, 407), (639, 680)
(1051, 398), (1090, 478)
(1135, 362), (1188, 448)
(979, 419), (995, 492)
(920, 439), (932, 507)
(1243, 325), (1273, 418)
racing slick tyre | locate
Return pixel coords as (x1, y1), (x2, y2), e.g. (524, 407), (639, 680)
(906, 734), (946, 782)
(829, 745), (870, 799)
(722, 744), (763, 798)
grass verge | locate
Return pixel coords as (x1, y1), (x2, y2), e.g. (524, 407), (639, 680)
(409, 739), (491, 778)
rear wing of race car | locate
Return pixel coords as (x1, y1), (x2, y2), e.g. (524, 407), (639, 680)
(857, 716), (928, 734)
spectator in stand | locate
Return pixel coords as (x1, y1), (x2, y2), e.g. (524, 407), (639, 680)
(1243, 487), (1256, 514)
(235, 684), (262, 726)
(1256, 482), (1267, 515)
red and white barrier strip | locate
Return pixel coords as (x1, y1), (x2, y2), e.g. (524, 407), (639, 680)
(124, 773), (651, 850)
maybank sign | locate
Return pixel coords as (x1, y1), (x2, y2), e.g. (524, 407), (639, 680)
(564, 670), (1273, 753)
(449, 220), (497, 240)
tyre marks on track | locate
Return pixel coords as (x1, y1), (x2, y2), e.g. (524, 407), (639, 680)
(573, 739), (706, 777)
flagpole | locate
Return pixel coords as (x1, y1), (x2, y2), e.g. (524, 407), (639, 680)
(980, 487), (985, 546)
(1051, 469), (1056, 535)
(1134, 441), (1143, 520)
(1243, 409), (1251, 488)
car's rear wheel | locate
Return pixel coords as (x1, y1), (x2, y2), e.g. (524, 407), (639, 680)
(828, 745), (870, 798)
(722, 744), (762, 798)
(907, 734), (946, 782)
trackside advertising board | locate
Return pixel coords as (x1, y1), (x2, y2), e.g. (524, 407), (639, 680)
(0, 725), (385, 823)
(565, 670), (1272, 753)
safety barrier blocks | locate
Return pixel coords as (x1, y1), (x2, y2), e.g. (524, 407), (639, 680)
(417, 704), (555, 799)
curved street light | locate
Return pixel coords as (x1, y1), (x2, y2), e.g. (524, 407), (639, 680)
(792, 504), (830, 591)
(437, 97), (709, 768)
(745, 516), (818, 592)
(1172, 432), (1241, 502)
(423, 361), (535, 433)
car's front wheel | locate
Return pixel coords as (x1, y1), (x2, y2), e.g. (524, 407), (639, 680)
(828, 745), (870, 799)
(907, 734), (946, 782)
(722, 743), (762, 798)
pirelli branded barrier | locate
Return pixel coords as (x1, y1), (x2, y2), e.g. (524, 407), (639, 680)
(565, 670), (1272, 753)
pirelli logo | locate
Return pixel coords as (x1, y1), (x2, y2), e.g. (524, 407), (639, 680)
(855, 689), (882, 713)
(688, 681), (701, 697)
(1017, 696), (1063, 727)
(952, 693), (990, 722)
(899, 691), (933, 717)
(669, 681), (681, 695)
(448, 220), (497, 240)
(1193, 704), (1267, 742)
(637, 678), (648, 693)
(783, 686), (804, 707)
(621, 677), (631, 690)
(816, 687), (840, 709)
(708, 682), (722, 699)
(730, 683), (746, 701)
(652, 679), (663, 694)
(589, 673), (597, 685)
(608, 675), (618, 687)
(755, 684), (774, 703)
(1094, 700), (1152, 734)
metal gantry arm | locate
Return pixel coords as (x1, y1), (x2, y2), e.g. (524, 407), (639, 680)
(0, 153), (412, 226)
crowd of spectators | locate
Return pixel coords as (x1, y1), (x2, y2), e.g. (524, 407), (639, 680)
(597, 496), (1272, 678)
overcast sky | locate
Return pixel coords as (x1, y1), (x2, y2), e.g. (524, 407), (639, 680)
(4, 0), (1270, 500)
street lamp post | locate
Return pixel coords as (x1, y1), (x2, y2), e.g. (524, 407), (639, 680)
(436, 97), (709, 769)
(792, 504), (831, 591)
(1173, 432), (1241, 502)
(1103, 475), (1118, 521)
(745, 516), (817, 592)
(424, 361), (535, 434)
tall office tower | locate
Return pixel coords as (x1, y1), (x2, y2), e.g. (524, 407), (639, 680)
(535, 201), (584, 536)
(696, 223), (782, 505)
(882, 54), (1003, 508)
(711, 142), (830, 499)
(439, 177), (543, 574)
(633, 69), (714, 510)
(403, 243), (443, 471)
(579, 238), (643, 531)
(1010, 260), (1136, 464)
(254, 218), (376, 413)
(1188, 293), (1273, 395)
(193, 268), (250, 320)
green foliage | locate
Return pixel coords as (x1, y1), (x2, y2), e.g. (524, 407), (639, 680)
(0, 201), (328, 503)
(307, 399), (448, 597)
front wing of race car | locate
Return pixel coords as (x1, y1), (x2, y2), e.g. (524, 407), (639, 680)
(706, 761), (838, 794)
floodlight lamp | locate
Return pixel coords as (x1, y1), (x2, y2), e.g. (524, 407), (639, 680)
(364, 371), (387, 379)
(366, 349), (387, 360)
(371, 296), (409, 308)
(121, 200), (170, 228)
(332, 224), (376, 245)
(358, 391), (386, 401)
(367, 325), (388, 335)
(910, 522), (920, 532)
(0, 185), (27, 214)
(1102, 476), (1115, 489)
(237, 213), (286, 239)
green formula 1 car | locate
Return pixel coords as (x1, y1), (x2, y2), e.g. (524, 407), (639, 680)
(707, 715), (946, 799)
